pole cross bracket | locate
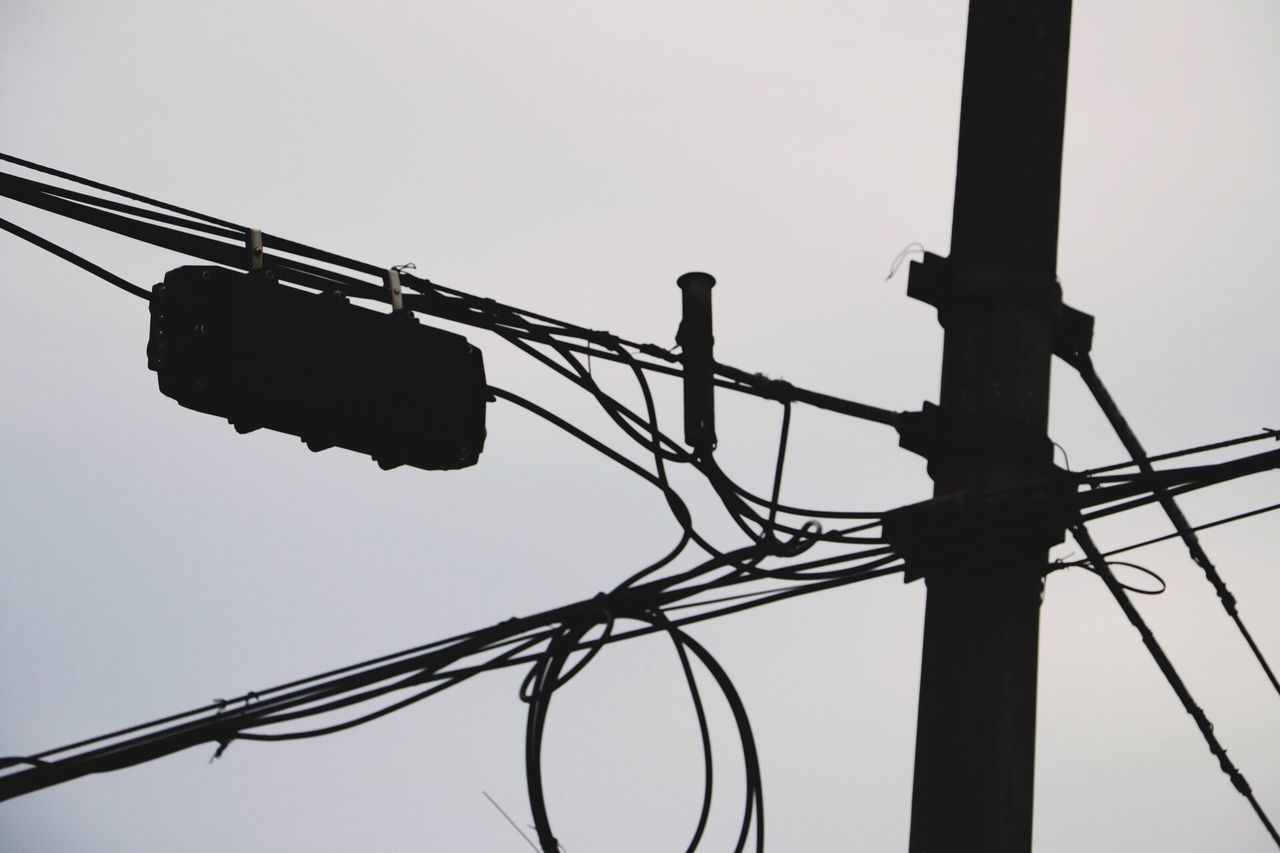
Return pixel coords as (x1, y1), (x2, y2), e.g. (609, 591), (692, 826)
(905, 252), (1094, 366)
(882, 476), (1077, 582)
(896, 402), (1055, 471)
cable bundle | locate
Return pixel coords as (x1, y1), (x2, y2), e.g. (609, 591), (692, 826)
(2, 152), (1279, 850)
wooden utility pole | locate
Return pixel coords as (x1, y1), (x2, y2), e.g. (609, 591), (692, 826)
(903, 2), (1073, 850)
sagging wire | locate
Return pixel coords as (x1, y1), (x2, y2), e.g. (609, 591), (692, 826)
(500, 318), (885, 553)
(521, 607), (764, 853)
(11, 421), (1274, 802)
(1051, 558), (1166, 596)
(1, 157), (894, 554)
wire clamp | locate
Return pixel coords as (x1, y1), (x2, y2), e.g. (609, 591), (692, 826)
(386, 263), (417, 313)
(247, 228), (264, 272)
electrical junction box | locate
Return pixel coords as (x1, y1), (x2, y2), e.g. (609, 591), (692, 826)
(147, 265), (487, 471)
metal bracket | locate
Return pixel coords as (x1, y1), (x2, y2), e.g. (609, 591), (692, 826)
(906, 252), (1094, 365)
(896, 401), (1055, 471)
(247, 229), (264, 272)
(385, 267), (404, 312)
(882, 476), (1076, 582)
(676, 271), (717, 454)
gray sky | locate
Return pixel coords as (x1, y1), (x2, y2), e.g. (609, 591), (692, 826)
(2, 1), (1279, 850)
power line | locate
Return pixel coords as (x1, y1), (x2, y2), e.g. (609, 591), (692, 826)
(0, 216), (150, 300)
(1080, 428), (1280, 477)
(0, 160), (900, 428)
(0, 151), (245, 232)
(1070, 523), (1280, 847)
(3, 150), (1279, 849)
(1073, 353), (1280, 697)
(1071, 500), (1280, 562)
(0, 547), (899, 805)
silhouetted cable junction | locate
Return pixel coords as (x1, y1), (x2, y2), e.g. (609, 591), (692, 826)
(2, 154), (1279, 849)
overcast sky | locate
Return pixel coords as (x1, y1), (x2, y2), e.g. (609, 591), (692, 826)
(2, 1), (1279, 850)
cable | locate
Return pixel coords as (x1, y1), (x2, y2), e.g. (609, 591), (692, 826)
(0, 151), (245, 231)
(1062, 559), (1166, 595)
(0, 217), (151, 300)
(1074, 354), (1280, 697)
(522, 610), (764, 853)
(1077, 448), (1280, 521)
(1, 160), (902, 428)
(1092, 500), (1280, 561)
(0, 545), (903, 803)
(15, 151), (1279, 847)
(1081, 428), (1280, 477)
(766, 401), (792, 534)
(500, 326), (883, 553)
(0, 170), (243, 239)
(1071, 524), (1280, 848)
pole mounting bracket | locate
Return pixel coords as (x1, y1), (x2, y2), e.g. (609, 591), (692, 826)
(905, 251), (1094, 366)
(882, 476), (1077, 582)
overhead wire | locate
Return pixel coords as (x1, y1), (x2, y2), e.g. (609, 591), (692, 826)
(7, 423), (1276, 801)
(0, 216), (151, 300)
(1071, 353), (1280, 698)
(5, 152), (1280, 847)
(0, 152), (245, 231)
(0, 159), (900, 428)
(1080, 427), (1280, 477)
(1071, 523), (1280, 848)
(0, 541), (903, 803)
(1091, 500), (1280, 561)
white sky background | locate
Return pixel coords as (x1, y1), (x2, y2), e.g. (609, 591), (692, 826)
(1, 1), (1278, 850)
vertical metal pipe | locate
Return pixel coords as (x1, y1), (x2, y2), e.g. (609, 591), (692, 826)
(677, 271), (717, 454)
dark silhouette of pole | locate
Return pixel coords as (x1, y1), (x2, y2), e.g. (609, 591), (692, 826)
(906, 2), (1073, 851)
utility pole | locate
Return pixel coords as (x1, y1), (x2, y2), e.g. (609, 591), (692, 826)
(902, 1), (1073, 850)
